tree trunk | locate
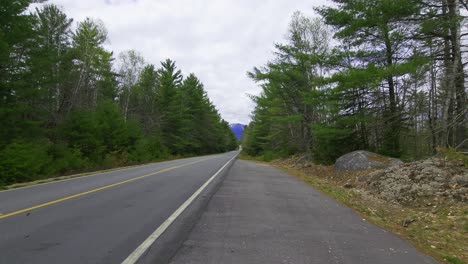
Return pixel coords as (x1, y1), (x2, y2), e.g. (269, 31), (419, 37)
(383, 25), (400, 156)
(441, 0), (455, 147)
(428, 49), (438, 153)
(449, 0), (466, 147)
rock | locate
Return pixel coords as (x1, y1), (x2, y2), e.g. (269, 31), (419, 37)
(402, 218), (416, 227)
(452, 174), (468, 187)
(364, 157), (467, 204)
(335, 150), (403, 171)
(357, 175), (369, 182)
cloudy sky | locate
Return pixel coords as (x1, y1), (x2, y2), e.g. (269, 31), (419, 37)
(40, 0), (325, 124)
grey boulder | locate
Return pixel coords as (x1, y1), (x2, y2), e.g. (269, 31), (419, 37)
(335, 150), (402, 171)
(452, 174), (468, 187)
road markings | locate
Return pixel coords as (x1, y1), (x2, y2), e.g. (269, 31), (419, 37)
(0, 157), (204, 194)
(0, 158), (212, 220)
(121, 153), (238, 264)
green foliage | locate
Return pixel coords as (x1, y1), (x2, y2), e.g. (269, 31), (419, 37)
(0, 140), (52, 185)
(437, 148), (468, 168)
(244, 2), (453, 164)
(315, 0), (430, 158)
(0, 2), (236, 186)
(102, 151), (129, 168)
(95, 102), (142, 153)
(313, 125), (356, 164)
(61, 110), (105, 161)
(443, 255), (464, 264)
(244, 12), (332, 159)
(129, 136), (168, 162)
(60, 101), (141, 164)
(47, 144), (90, 174)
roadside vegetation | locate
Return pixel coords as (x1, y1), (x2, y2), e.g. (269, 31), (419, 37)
(0, 1), (237, 187)
(243, 0), (467, 163)
(240, 152), (467, 263)
(242, 0), (467, 263)
(261, 154), (467, 264)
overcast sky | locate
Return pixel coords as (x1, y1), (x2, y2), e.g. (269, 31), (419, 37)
(41, 0), (325, 124)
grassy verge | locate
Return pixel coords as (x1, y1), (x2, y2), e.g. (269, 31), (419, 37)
(0, 154), (196, 191)
(240, 156), (467, 264)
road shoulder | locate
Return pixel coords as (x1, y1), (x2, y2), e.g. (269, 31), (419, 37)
(170, 160), (437, 264)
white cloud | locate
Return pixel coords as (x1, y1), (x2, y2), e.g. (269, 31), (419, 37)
(44, 0), (325, 124)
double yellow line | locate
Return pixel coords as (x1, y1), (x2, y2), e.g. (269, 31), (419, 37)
(0, 158), (211, 220)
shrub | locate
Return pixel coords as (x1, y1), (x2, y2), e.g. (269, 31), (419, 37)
(129, 136), (168, 162)
(437, 147), (468, 168)
(102, 151), (129, 168)
(0, 140), (52, 185)
(60, 101), (144, 165)
(60, 110), (105, 163)
(47, 144), (90, 174)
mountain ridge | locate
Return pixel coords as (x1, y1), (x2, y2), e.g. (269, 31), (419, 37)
(230, 123), (245, 141)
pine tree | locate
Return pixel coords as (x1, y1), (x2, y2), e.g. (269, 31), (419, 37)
(317, 0), (427, 157)
(247, 13), (331, 159)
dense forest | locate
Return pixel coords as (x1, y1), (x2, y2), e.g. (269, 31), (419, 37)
(0, 1), (238, 186)
(243, 0), (467, 163)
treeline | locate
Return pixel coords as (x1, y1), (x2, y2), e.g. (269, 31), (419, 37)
(0, 1), (237, 186)
(243, 0), (467, 163)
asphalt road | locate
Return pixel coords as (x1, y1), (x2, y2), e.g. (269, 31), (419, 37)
(0, 151), (238, 264)
(170, 160), (438, 264)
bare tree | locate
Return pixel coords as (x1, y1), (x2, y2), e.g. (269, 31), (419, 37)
(117, 50), (145, 121)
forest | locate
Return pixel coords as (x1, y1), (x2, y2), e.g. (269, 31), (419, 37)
(243, 0), (467, 164)
(0, 1), (238, 186)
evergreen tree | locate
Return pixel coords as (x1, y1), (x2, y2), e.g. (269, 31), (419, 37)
(156, 59), (183, 153)
(247, 13), (331, 160)
(318, 0), (426, 157)
(30, 4), (73, 126)
(0, 0), (41, 144)
(0, 2), (237, 186)
(69, 18), (114, 111)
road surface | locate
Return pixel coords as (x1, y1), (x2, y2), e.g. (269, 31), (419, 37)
(170, 160), (438, 264)
(0, 154), (437, 264)
(0, 152), (237, 264)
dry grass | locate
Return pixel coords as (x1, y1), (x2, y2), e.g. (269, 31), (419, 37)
(265, 158), (468, 264)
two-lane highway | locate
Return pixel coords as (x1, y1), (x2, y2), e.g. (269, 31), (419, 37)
(0, 151), (238, 264)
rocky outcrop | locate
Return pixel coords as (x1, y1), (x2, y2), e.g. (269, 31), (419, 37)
(452, 174), (468, 187)
(365, 159), (467, 204)
(335, 150), (402, 171)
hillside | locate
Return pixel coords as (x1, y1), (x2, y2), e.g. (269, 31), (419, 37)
(230, 123), (245, 141)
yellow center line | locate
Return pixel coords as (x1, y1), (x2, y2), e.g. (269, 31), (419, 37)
(0, 158), (213, 220)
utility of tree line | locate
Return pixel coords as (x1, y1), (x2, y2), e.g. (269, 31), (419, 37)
(0, 2), (238, 186)
(243, 0), (467, 163)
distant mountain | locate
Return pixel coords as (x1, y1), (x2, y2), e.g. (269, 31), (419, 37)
(230, 123), (245, 141)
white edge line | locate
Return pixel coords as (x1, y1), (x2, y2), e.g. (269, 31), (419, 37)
(121, 153), (238, 264)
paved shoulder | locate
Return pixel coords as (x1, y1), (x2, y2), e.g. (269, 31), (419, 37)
(170, 160), (438, 264)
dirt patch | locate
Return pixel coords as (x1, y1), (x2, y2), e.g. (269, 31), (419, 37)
(266, 155), (468, 264)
